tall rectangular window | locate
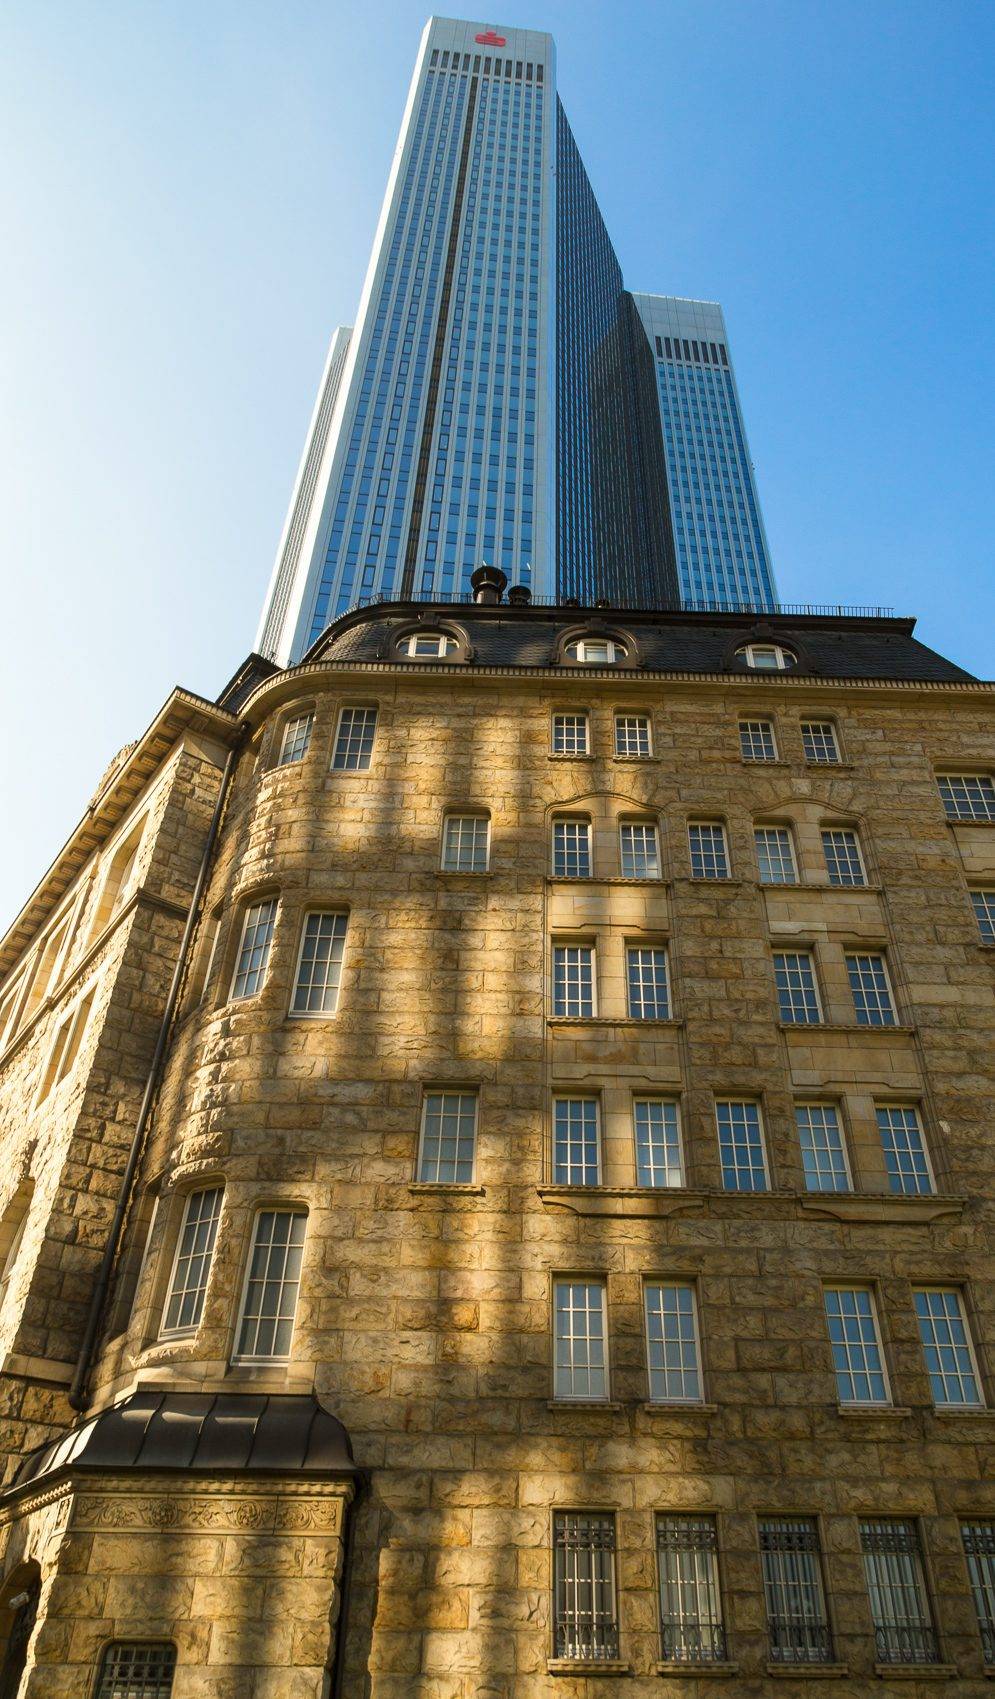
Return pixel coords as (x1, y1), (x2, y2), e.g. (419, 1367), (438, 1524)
(620, 822), (661, 880)
(234, 1209), (307, 1362)
(417, 1091), (477, 1184)
(614, 713), (651, 757)
(688, 823), (729, 880)
(913, 1288), (983, 1408)
(442, 814), (490, 872)
(796, 1105), (850, 1192)
(553, 1512), (619, 1660)
(97, 1644), (176, 1698)
(716, 1101), (768, 1192)
(656, 1515), (726, 1664)
(824, 1287), (889, 1405)
(739, 719), (777, 761)
(554, 1281), (608, 1400)
(774, 952), (821, 1024)
(802, 722), (840, 764)
(822, 829), (866, 887)
(331, 706), (377, 771)
(553, 1098), (600, 1186)
(937, 774), (995, 821)
(755, 826), (797, 885)
(859, 1519), (938, 1664)
(645, 1282), (702, 1403)
(875, 1105), (933, 1195)
(846, 954), (896, 1026)
(759, 1519), (833, 1665)
(160, 1188), (223, 1337)
(230, 899), (277, 1000)
(971, 890), (995, 943)
(291, 912), (347, 1014)
(553, 713), (589, 755)
(552, 818), (592, 878)
(634, 1099), (683, 1188)
(626, 946), (670, 1019)
(552, 944), (595, 1017)
(277, 711), (314, 766)
(961, 1523), (995, 1664)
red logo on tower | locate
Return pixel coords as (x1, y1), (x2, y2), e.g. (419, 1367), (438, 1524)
(475, 28), (507, 46)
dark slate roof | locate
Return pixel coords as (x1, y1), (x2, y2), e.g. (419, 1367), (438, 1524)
(306, 601), (978, 684)
(4, 1392), (356, 1498)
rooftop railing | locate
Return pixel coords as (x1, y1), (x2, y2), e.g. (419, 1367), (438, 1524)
(339, 590), (896, 620)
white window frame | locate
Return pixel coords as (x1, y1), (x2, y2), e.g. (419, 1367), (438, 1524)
(289, 911), (348, 1017)
(755, 825), (798, 886)
(441, 813), (491, 873)
(633, 1098), (684, 1189)
(739, 719), (778, 762)
(644, 1280), (704, 1404)
(552, 1097), (602, 1187)
(551, 817), (593, 879)
(845, 952), (898, 1027)
(402, 631), (458, 658)
(796, 1103), (851, 1193)
(626, 944), (671, 1020)
(416, 1091), (479, 1185)
(331, 705), (378, 771)
(159, 1187), (224, 1339)
(276, 709), (314, 766)
(823, 1285), (891, 1407)
(874, 1103), (935, 1197)
(688, 822), (730, 880)
(564, 638), (627, 664)
(913, 1286), (985, 1410)
(801, 721), (841, 764)
(773, 950), (823, 1026)
(619, 820), (662, 880)
(229, 899), (278, 1001)
(34, 986), (95, 1107)
(737, 642), (795, 670)
(232, 1206), (308, 1364)
(937, 773), (995, 822)
(970, 889), (995, 944)
(821, 828), (867, 887)
(715, 1100), (770, 1193)
(614, 712), (652, 758)
(552, 712), (590, 756)
(553, 1278), (609, 1401)
(551, 942), (597, 1019)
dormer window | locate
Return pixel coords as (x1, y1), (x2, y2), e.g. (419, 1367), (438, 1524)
(564, 638), (627, 665)
(736, 642), (796, 671)
(402, 632), (458, 658)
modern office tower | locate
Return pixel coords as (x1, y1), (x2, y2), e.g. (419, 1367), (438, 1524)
(630, 294), (779, 611)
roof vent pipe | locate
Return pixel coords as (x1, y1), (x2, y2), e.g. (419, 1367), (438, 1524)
(470, 564), (507, 605)
(507, 584), (532, 606)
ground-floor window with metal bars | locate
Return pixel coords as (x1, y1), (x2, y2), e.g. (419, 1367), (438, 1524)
(962, 1522), (995, 1664)
(759, 1518), (833, 1663)
(656, 1514), (726, 1662)
(859, 1519), (938, 1663)
(553, 1512), (619, 1661)
(96, 1642), (176, 1697)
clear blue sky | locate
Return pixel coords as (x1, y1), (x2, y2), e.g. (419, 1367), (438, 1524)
(2, 0), (993, 931)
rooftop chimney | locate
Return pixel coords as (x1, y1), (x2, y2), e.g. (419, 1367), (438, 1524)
(470, 564), (508, 605)
(507, 584), (532, 606)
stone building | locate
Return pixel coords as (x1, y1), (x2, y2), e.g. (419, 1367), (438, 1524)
(1, 580), (995, 1697)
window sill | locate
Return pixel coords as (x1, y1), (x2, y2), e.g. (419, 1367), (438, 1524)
(655, 1663), (739, 1677)
(837, 1404), (912, 1419)
(548, 1016), (682, 1030)
(873, 1664), (958, 1680)
(799, 1193), (962, 1225)
(538, 1187), (706, 1220)
(779, 1021), (916, 1037)
(547, 875), (671, 888)
(742, 759), (790, 768)
(548, 752), (597, 761)
(548, 1659), (631, 1676)
(766, 1664), (849, 1679)
(682, 876), (742, 887)
(805, 761), (855, 771)
(408, 1183), (485, 1196)
(436, 869), (492, 878)
(611, 754), (655, 763)
(642, 1401), (718, 1415)
(944, 818), (995, 829)
(930, 1405), (991, 1419)
(546, 1399), (622, 1413)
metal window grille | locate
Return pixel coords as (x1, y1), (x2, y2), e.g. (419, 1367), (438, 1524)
(657, 1515), (726, 1663)
(620, 822), (661, 879)
(796, 1105), (850, 1193)
(937, 774), (995, 821)
(774, 952), (821, 1025)
(689, 823), (729, 880)
(824, 1287), (889, 1404)
(97, 1643), (177, 1698)
(913, 1288), (983, 1408)
(645, 1283), (701, 1402)
(291, 912), (348, 1014)
(961, 1522), (995, 1664)
(759, 1519), (833, 1664)
(277, 712), (313, 766)
(231, 900), (277, 999)
(822, 829), (865, 887)
(846, 954), (896, 1026)
(755, 827), (797, 885)
(552, 945), (595, 1017)
(552, 818), (592, 878)
(234, 1209), (307, 1361)
(971, 890), (995, 944)
(332, 706), (378, 771)
(802, 722), (840, 764)
(442, 814), (489, 871)
(716, 1101), (768, 1192)
(553, 713), (589, 755)
(418, 1092), (477, 1184)
(553, 1099), (600, 1186)
(554, 1512), (619, 1659)
(161, 1188), (223, 1336)
(859, 1519), (938, 1664)
(615, 714), (651, 757)
(739, 720), (777, 761)
(875, 1105), (933, 1196)
(554, 1281), (608, 1400)
(626, 947), (670, 1019)
(634, 1099), (683, 1188)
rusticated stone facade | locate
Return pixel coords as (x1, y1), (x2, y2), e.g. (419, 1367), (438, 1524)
(0, 600), (994, 1697)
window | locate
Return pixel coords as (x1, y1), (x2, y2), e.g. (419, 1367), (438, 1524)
(739, 720), (777, 761)
(626, 946), (670, 1019)
(553, 1280), (608, 1400)
(552, 944), (595, 1018)
(552, 713), (589, 755)
(913, 1288), (983, 1408)
(859, 1519), (938, 1665)
(824, 1287), (889, 1405)
(937, 774), (995, 821)
(442, 813), (490, 872)
(35, 986), (95, 1104)
(759, 1519), (833, 1664)
(755, 826), (797, 885)
(564, 637), (626, 664)
(802, 722), (840, 764)
(961, 1523), (995, 1664)
(553, 1098), (600, 1186)
(233, 1208), (307, 1362)
(614, 713), (651, 757)
(616, 822), (660, 883)
(96, 1643), (176, 1698)
(822, 828), (866, 887)
(332, 706), (377, 770)
(656, 1515), (726, 1664)
(402, 631), (458, 657)
(291, 912), (348, 1014)
(417, 1091), (477, 1184)
(160, 1188), (223, 1337)
(970, 890), (995, 944)
(716, 1101), (768, 1192)
(634, 1099), (683, 1189)
(105, 817), (147, 922)
(276, 711), (313, 766)
(553, 1512), (619, 1660)
(796, 1104), (850, 1192)
(688, 823), (729, 880)
(645, 1282), (702, 1403)
(231, 899), (277, 1000)
(0, 1187), (30, 1312)
(774, 952), (821, 1025)
(875, 1105), (933, 1196)
(846, 953), (896, 1027)
(736, 642), (795, 670)
(552, 817), (592, 878)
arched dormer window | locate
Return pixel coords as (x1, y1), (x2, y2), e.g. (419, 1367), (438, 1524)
(736, 641), (796, 671)
(392, 622), (470, 662)
(556, 626), (636, 667)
